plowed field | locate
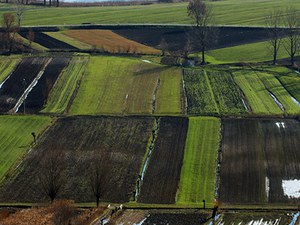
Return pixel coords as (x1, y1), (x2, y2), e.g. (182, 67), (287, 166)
(220, 119), (300, 204)
(0, 116), (153, 203)
(138, 117), (188, 204)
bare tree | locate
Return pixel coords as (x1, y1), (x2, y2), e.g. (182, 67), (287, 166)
(27, 28), (34, 49)
(13, 0), (25, 26)
(38, 149), (66, 203)
(283, 7), (300, 66)
(187, 0), (215, 64)
(2, 13), (19, 52)
(266, 9), (283, 65)
(159, 38), (168, 56)
(89, 152), (109, 207)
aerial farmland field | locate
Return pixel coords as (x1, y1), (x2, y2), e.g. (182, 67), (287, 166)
(0, 116), (153, 203)
(69, 56), (183, 115)
(220, 118), (300, 204)
(0, 56), (20, 84)
(0, 115), (52, 181)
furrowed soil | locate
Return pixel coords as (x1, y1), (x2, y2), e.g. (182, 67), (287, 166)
(138, 117), (188, 204)
(19, 57), (71, 114)
(0, 57), (50, 113)
(220, 118), (300, 204)
(0, 116), (153, 203)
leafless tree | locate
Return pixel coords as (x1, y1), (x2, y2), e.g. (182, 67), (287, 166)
(265, 9), (283, 65)
(89, 152), (109, 207)
(159, 38), (168, 56)
(187, 0), (215, 64)
(13, 0), (25, 26)
(283, 7), (300, 66)
(38, 149), (66, 203)
(2, 13), (19, 52)
(27, 28), (34, 49)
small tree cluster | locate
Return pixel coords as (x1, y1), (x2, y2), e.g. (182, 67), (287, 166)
(1, 13), (19, 52)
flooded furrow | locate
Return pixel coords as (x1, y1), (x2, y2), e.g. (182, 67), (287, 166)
(268, 91), (285, 112)
(152, 78), (160, 114)
(0, 73), (12, 90)
(135, 117), (160, 200)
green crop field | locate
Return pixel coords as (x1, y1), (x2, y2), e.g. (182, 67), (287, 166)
(233, 71), (283, 115)
(0, 56), (20, 83)
(258, 73), (300, 115)
(207, 39), (293, 64)
(177, 117), (220, 205)
(45, 32), (91, 50)
(0, 115), (52, 181)
(42, 56), (89, 114)
(277, 75), (300, 103)
(1, 0), (300, 26)
(69, 56), (182, 115)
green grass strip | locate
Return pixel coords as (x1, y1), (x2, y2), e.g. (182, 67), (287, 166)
(233, 71), (283, 115)
(177, 117), (220, 205)
(0, 115), (52, 181)
(277, 75), (300, 102)
(0, 56), (21, 83)
(42, 56), (89, 114)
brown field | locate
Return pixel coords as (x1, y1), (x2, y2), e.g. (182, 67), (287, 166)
(138, 117), (188, 204)
(0, 116), (153, 203)
(220, 119), (300, 204)
(63, 29), (161, 54)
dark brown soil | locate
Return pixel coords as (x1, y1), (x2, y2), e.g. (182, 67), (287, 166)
(0, 116), (153, 203)
(19, 57), (71, 113)
(0, 57), (50, 113)
(138, 117), (188, 204)
(220, 118), (300, 204)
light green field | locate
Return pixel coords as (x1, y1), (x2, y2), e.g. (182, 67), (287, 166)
(207, 39), (293, 64)
(233, 71), (283, 115)
(45, 32), (91, 49)
(69, 56), (182, 115)
(1, 0), (300, 26)
(258, 73), (300, 115)
(0, 115), (52, 181)
(42, 56), (89, 114)
(277, 75), (300, 102)
(16, 34), (48, 51)
(177, 117), (220, 205)
(0, 56), (21, 83)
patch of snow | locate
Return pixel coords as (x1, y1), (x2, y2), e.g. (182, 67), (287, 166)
(265, 177), (270, 201)
(275, 122), (285, 129)
(134, 217), (147, 225)
(282, 180), (300, 198)
(142, 60), (152, 64)
(0, 73), (12, 89)
(291, 97), (300, 107)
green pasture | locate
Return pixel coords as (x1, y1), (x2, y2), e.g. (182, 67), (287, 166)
(1, 0), (300, 26)
(0, 56), (20, 83)
(69, 56), (182, 115)
(42, 55), (89, 114)
(177, 117), (220, 205)
(45, 32), (91, 49)
(207, 39), (294, 64)
(0, 115), (52, 181)
(258, 73), (300, 115)
(233, 71), (283, 115)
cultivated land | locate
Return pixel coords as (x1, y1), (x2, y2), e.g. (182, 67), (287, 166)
(177, 117), (220, 206)
(138, 117), (188, 204)
(0, 115), (52, 181)
(49, 30), (160, 54)
(220, 118), (300, 204)
(0, 57), (20, 83)
(0, 116), (153, 203)
(42, 55), (89, 114)
(1, 0), (300, 26)
(69, 56), (183, 115)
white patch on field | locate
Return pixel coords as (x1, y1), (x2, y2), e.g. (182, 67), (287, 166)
(275, 122), (285, 129)
(282, 179), (300, 198)
(291, 97), (300, 107)
(134, 217), (147, 225)
(246, 219), (280, 225)
(265, 177), (270, 201)
(142, 60), (152, 64)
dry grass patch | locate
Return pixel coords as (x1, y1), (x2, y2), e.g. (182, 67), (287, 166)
(63, 29), (160, 54)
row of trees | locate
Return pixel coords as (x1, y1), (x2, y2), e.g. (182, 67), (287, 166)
(3, 0), (60, 7)
(187, 0), (300, 66)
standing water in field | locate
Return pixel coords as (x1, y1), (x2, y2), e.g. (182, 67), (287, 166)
(0, 73), (12, 89)
(291, 97), (300, 107)
(282, 179), (300, 198)
(268, 92), (285, 111)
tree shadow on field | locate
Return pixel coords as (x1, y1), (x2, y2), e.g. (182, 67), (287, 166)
(133, 66), (172, 76)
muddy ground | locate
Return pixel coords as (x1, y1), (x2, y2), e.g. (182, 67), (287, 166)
(0, 57), (49, 113)
(138, 117), (188, 204)
(220, 118), (300, 204)
(0, 116), (154, 203)
(19, 56), (71, 113)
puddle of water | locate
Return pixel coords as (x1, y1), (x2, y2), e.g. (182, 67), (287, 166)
(289, 212), (300, 225)
(269, 92), (285, 111)
(275, 122), (285, 129)
(142, 60), (152, 64)
(291, 97), (300, 107)
(282, 179), (300, 198)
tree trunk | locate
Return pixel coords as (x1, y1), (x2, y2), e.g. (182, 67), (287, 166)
(49, 0), (51, 6)
(57, 0), (59, 7)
